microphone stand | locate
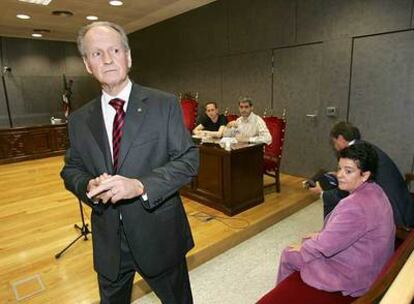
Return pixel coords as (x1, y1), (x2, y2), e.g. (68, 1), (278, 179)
(55, 199), (91, 259)
(0, 37), (13, 128)
(1, 66), (13, 128)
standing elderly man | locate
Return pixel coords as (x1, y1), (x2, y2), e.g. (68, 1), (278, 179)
(60, 21), (198, 304)
(224, 97), (272, 145)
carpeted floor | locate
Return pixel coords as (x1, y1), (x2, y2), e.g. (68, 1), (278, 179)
(133, 200), (323, 304)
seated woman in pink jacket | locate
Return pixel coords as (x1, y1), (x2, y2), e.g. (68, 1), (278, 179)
(277, 143), (395, 297)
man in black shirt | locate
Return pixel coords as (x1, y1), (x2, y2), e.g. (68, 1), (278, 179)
(193, 101), (227, 138)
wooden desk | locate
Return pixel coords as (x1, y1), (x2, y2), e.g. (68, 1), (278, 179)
(0, 123), (68, 164)
(181, 143), (264, 216)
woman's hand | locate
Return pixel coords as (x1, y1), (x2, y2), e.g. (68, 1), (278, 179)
(302, 232), (319, 240)
(287, 243), (302, 252)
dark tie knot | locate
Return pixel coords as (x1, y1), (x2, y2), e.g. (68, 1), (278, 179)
(109, 98), (125, 112)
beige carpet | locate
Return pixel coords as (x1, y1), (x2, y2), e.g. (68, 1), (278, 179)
(133, 200), (323, 304)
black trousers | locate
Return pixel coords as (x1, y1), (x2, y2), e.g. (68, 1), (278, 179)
(322, 188), (349, 218)
(97, 223), (193, 304)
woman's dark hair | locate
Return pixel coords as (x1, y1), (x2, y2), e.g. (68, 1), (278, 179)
(338, 143), (378, 180)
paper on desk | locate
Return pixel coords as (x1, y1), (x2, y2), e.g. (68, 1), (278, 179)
(219, 137), (238, 145)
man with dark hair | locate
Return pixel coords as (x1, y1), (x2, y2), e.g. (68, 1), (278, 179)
(223, 96), (272, 145)
(193, 101), (227, 138)
(329, 121), (361, 145)
(311, 121), (414, 228)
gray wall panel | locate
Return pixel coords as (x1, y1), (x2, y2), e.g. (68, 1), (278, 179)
(350, 31), (414, 173)
(222, 50), (272, 114)
(3, 75), (24, 124)
(63, 43), (89, 76)
(227, 0), (296, 53)
(174, 58), (222, 103)
(317, 38), (353, 170)
(273, 43), (324, 176)
(297, 0), (412, 43)
(130, 1), (227, 67)
(69, 76), (100, 111)
(21, 76), (62, 113)
(172, 1), (228, 62)
(0, 37), (97, 127)
(132, 57), (222, 104)
(412, 2), (414, 29)
(3, 38), (65, 76)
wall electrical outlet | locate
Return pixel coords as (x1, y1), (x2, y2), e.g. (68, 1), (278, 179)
(326, 106), (337, 117)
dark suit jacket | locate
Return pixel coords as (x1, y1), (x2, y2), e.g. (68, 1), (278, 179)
(61, 83), (199, 280)
(361, 140), (414, 228)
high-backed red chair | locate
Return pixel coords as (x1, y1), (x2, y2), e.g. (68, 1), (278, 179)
(225, 114), (239, 123)
(263, 115), (286, 193)
(180, 97), (198, 132)
(223, 108), (239, 123)
(257, 229), (414, 304)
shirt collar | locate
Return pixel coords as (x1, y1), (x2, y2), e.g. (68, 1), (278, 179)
(348, 139), (356, 146)
(241, 112), (254, 122)
(102, 79), (132, 111)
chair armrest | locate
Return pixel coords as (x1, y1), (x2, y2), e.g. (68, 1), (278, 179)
(352, 229), (414, 303)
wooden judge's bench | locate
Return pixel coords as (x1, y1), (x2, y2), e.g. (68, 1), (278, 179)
(181, 142), (264, 216)
(0, 123), (68, 164)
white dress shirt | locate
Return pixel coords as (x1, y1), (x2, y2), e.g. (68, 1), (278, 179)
(98, 79), (148, 204)
(224, 112), (272, 145)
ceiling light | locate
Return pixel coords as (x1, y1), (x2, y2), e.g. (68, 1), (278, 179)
(51, 10), (74, 17)
(16, 14), (31, 20)
(19, 0), (52, 5)
(86, 15), (99, 21)
(33, 29), (51, 33)
(32, 33), (43, 38)
(109, 1), (123, 6)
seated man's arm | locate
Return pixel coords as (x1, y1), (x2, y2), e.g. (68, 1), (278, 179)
(203, 125), (226, 138)
(248, 117), (272, 145)
(193, 123), (204, 135)
(223, 120), (238, 137)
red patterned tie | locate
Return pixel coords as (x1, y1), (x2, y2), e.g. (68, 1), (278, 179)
(109, 98), (126, 172)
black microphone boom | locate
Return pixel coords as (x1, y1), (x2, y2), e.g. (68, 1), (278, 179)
(1, 67), (13, 128)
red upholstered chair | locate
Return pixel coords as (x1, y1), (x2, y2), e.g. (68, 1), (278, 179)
(224, 108), (239, 123)
(180, 97), (198, 132)
(263, 115), (286, 193)
(257, 272), (354, 304)
(257, 229), (414, 304)
(225, 114), (239, 122)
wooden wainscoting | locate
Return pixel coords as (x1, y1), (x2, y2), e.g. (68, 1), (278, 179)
(0, 124), (68, 164)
